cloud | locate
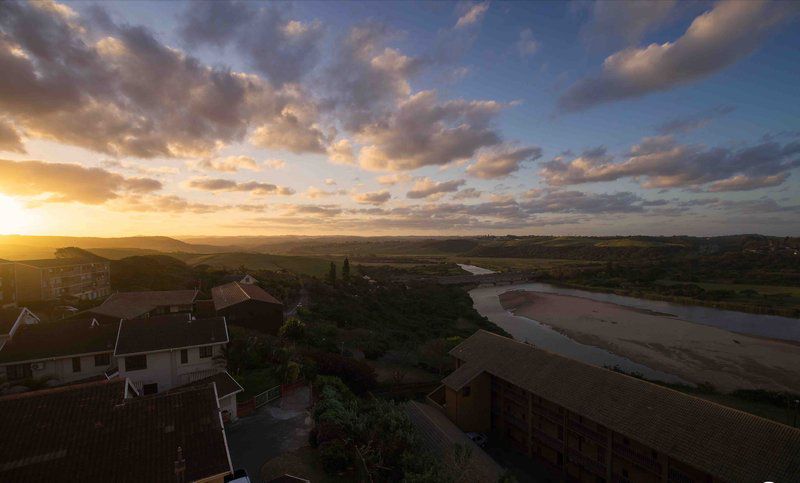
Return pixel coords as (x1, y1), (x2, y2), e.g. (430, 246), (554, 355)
(579, 0), (676, 50)
(357, 90), (505, 171)
(656, 105), (736, 135)
(455, 3), (489, 29)
(0, 158), (161, 204)
(178, 1), (324, 85)
(0, 119), (24, 153)
(377, 173), (412, 186)
(187, 177), (294, 195)
(324, 178), (336, 186)
(196, 155), (260, 172)
(0, 1), (328, 158)
(113, 194), (222, 213)
(517, 29), (539, 57)
(539, 136), (800, 192)
(265, 159), (286, 170)
(452, 187), (483, 200)
(467, 146), (542, 179)
(327, 138), (356, 165)
(521, 190), (648, 214)
(305, 186), (346, 198)
(559, 1), (795, 112)
(352, 190), (391, 205)
(406, 178), (466, 199)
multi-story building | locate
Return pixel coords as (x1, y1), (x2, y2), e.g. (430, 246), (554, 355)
(431, 330), (800, 483)
(14, 258), (110, 302)
(0, 259), (15, 308)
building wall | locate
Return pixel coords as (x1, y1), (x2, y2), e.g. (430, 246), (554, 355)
(0, 262), (16, 308)
(13, 264), (42, 303)
(444, 372), (491, 433)
(219, 394), (238, 422)
(14, 261), (111, 303)
(119, 344), (223, 394)
(218, 300), (283, 335)
(2, 352), (112, 384)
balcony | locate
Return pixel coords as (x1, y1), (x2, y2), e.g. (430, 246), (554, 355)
(568, 419), (607, 445)
(612, 443), (662, 474)
(533, 428), (563, 451)
(532, 403), (563, 423)
(567, 448), (606, 476)
(504, 413), (528, 432)
(504, 390), (527, 407)
(177, 368), (219, 385)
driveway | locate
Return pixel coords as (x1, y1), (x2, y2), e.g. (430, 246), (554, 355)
(226, 386), (312, 483)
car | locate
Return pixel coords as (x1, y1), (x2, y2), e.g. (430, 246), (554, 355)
(224, 469), (250, 483)
(466, 432), (488, 447)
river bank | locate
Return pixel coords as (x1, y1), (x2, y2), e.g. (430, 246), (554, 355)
(499, 290), (800, 392)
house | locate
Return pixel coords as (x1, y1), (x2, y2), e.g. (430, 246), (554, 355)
(0, 259), (15, 308)
(14, 258), (110, 302)
(0, 378), (233, 482)
(431, 330), (800, 483)
(89, 289), (199, 321)
(172, 370), (244, 423)
(219, 273), (259, 285)
(115, 313), (228, 396)
(0, 306), (39, 350)
(0, 316), (117, 384)
(211, 281), (284, 334)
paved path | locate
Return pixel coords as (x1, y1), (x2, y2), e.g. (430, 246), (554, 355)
(226, 386), (312, 483)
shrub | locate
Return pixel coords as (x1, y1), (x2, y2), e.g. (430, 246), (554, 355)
(304, 350), (377, 394)
(320, 440), (351, 474)
(279, 317), (306, 340)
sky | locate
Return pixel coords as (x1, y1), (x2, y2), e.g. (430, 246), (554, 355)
(0, 0), (799, 237)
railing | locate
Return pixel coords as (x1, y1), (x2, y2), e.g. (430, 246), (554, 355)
(567, 448), (606, 476)
(254, 385), (281, 408)
(568, 419), (607, 445)
(532, 403), (563, 423)
(504, 412), (528, 431)
(612, 443), (662, 474)
(177, 368), (219, 385)
(533, 428), (563, 451)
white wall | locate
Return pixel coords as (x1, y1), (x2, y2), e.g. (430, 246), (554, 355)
(219, 393), (238, 421)
(2, 352), (112, 385)
(119, 344), (224, 394)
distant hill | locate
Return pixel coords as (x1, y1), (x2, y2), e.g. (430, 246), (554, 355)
(110, 255), (197, 291)
(0, 235), (234, 260)
(174, 252), (334, 278)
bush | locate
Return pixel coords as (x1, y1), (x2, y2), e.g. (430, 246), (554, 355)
(304, 350), (377, 394)
(320, 440), (351, 474)
(279, 317), (306, 340)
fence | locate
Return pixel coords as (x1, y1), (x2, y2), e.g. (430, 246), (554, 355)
(254, 385), (282, 408)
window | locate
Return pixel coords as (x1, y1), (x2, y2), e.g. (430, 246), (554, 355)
(72, 357), (81, 373)
(142, 383), (158, 395)
(199, 346), (213, 358)
(94, 353), (110, 367)
(125, 354), (147, 371)
(180, 349), (188, 364)
(6, 363), (31, 381)
(461, 386), (471, 397)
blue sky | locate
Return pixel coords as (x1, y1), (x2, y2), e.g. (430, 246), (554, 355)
(0, 0), (798, 236)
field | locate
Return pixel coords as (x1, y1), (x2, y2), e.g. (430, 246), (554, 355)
(659, 280), (800, 297)
(172, 252), (336, 277)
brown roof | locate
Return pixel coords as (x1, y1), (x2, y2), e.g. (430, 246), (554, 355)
(0, 317), (117, 364)
(0, 307), (23, 336)
(90, 290), (199, 320)
(114, 314), (228, 356)
(174, 371), (244, 399)
(211, 282), (281, 311)
(0, 378), (232, 482)
(447, 330), (800, 483)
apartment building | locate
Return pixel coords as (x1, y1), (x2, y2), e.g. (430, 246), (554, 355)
(432, 330), (800, 483)
(89, 289), (199, 322)
(14, 258), (110, 302)
(0, 378), (233, 482)
(0, 259), (15, 308)
(211, 281), (284, 334)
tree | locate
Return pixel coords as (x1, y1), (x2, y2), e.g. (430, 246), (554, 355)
(342, 257), (351, 282)
(279, 317), (306, 340)
(328, 261), (337, 287)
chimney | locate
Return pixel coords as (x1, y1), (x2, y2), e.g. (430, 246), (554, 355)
(174, 446), (186, 483)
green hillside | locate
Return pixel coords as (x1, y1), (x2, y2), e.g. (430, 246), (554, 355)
(175, 252), (335, 277)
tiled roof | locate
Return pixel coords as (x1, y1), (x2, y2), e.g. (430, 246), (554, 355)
(0, 378), (232, 482)
(448, 330), (800, 483)
(114, 314), (228, 356)
(90, 290), (199, 320)
(0, 317), (117, 364)
(14, 258), (108, 268)
(0, 307), (23, 336)
(212, 282), (281, 311)
(173, 371), (244, 400)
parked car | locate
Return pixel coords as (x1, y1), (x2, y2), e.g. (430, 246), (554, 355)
(466, 432), (487, 447)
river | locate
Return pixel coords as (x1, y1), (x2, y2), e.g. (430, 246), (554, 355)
(468, 278), (800, 385)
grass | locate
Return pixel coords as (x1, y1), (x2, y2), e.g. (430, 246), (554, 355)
(659, 280), (800, 297)
(448, 256), (602, 272)
(174, 251), (335, 277)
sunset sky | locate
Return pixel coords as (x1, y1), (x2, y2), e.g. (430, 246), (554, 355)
(1, 0), (799, 237)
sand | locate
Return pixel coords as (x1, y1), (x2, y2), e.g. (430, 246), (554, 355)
(499, 290), (800, 392)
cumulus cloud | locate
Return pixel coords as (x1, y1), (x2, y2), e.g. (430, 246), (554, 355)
(305, 186), (346, 199)
(113, 194), (222, 213)
(352, 190), (391, 205)
(324, 178), (337, 186)
(0, 1), (328, 159)
(357, 90), (505, 171)
(0, 158), (161, 204)
(455, 3), (489, 29)
(579, 0), (676, 50)
(656, 105), (735, 135)
(451, 187), (483, 200)
(467, 146), (542, 179)
(187, 177), (294, 195)
(327, 138), (356, 165)
(540, 136), (800, 192)
(265, 159), (286, 170)
(517, 29), (539, 57)
(559, 0), (795, 112)
(196, 155), (260, 172)
(406, 178), (466, 199)
(522, 190), (648, 214)
(178, 1), (323, 85)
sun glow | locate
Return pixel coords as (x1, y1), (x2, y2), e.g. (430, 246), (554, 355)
(0, 195), (30, 234)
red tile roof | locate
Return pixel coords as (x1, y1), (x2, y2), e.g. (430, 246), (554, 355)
(0, 317), (117, 364)
(447, 330), (800, 483)
(211, 282), (281, 311)
(0, 378), (232, 482)
(90, 290), (199, 320)
(114, 314), (228, 356)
